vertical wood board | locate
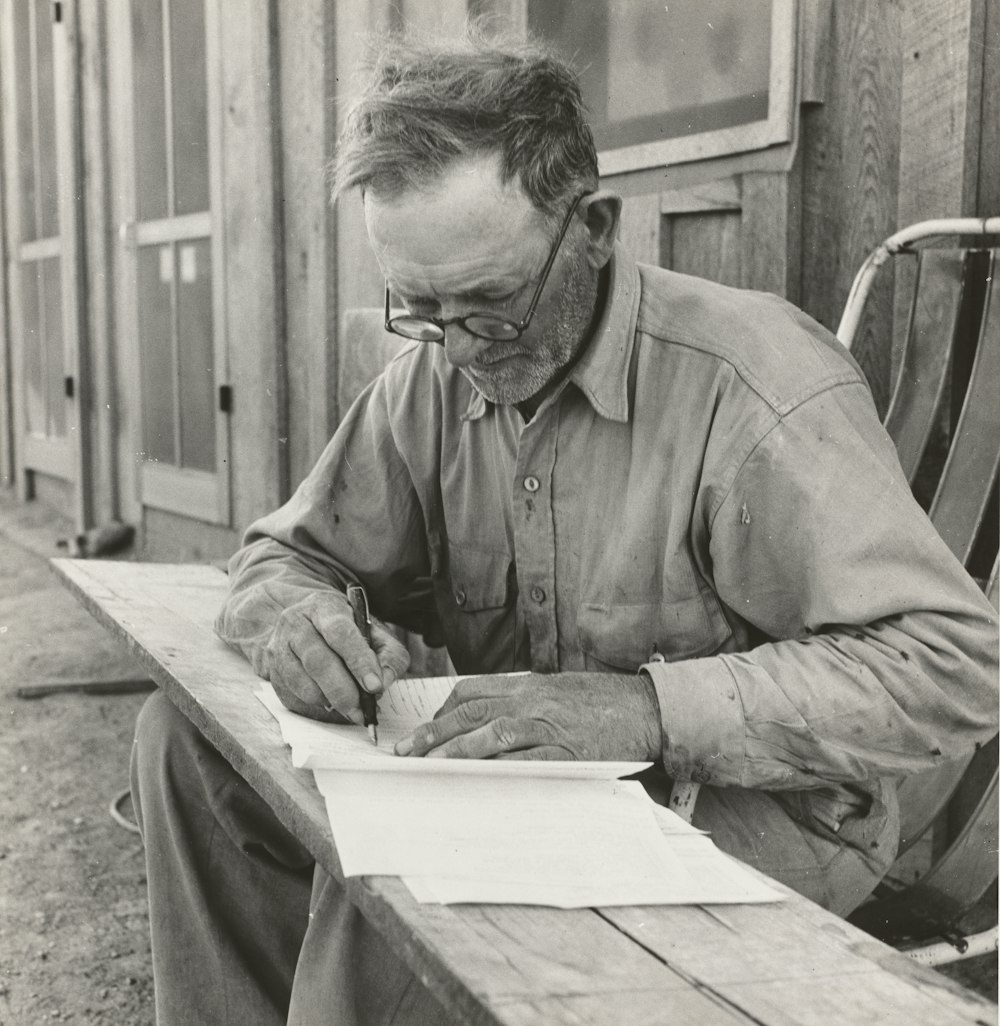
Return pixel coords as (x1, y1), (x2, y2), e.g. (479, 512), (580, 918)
(218, 0), (285, 525)
(799, 0), (902, 414)
(0, 1), (12, 490)
(277, 0), (338, 487)
(103, 0), (142, 526)
(0, 0), (30, 501)
(78, 0), (117, 525)
(741, 169), (801, 303)
(617, 193), (662, 267)
(975, 0), (1000, 214)
(333, 0), (399, 412)
(670, 212), (742, 290)
(893, 0), (985, 394)
(53, 0), (91, 531)
(897, 0), (984, 222)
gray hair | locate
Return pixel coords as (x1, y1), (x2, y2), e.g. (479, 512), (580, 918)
(330, 32), (599, 219)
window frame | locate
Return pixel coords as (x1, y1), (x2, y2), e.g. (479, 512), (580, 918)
(550, 0), (800, 178)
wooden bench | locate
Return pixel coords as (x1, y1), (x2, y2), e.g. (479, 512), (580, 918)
(52, 557), (996, 1026)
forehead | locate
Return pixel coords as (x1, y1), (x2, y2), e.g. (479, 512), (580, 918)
(364, 157), (551, 295)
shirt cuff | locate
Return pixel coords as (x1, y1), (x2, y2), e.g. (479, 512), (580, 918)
(641, 656), (747, 786)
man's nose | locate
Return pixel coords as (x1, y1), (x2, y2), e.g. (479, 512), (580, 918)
(442, 325), (493, 368)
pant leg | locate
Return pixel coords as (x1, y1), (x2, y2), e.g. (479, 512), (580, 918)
(131, 691), (315, 1025)
(287, 869), (457, 1026)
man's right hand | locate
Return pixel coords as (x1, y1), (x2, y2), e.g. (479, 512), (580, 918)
(262, 591), (410, 723)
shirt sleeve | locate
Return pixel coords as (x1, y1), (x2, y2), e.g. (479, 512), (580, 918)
(643, 380), (999, 791)
(214, 371), (433, 679)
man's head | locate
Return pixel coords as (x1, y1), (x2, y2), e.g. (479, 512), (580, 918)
(332, 35), (622, 408)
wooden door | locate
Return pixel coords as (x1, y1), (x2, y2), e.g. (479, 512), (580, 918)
(110, 0), (231, 526)
(0, 0), (87, 523)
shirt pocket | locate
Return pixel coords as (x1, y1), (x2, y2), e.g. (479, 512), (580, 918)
(431, 542), (515, 671)
(577, 594), (731, 672)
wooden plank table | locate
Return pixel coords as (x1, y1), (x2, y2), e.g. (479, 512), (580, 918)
(52, 559), (997, 1026)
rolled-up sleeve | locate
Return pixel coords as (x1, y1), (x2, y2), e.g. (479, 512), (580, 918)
(644, 380), (998, 790)
(214, 370), (432, 677)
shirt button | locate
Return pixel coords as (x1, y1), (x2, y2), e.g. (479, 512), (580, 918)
(530, 586), (546, 604)
(454, 589), (467, 607)
(523, 475), (540, 493)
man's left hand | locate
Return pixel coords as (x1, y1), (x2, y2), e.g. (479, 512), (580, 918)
(394, 672), (661, 762)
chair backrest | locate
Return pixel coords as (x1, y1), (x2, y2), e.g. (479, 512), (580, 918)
(840, 223), (999, 943)
(891, 250), (998, 854)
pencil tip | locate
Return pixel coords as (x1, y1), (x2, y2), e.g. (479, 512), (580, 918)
(368, 724), (378, 746)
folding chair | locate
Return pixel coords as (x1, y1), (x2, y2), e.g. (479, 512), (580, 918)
(670, 216), (1000, 966)
(837, 217), (1000, 964)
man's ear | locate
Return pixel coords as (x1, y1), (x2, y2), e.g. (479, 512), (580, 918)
(579, 191), (622, 270)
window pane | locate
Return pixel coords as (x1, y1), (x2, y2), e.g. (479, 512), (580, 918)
(21, 264), (45, 434)
(34, 0), (60, 239)
(138, 245), (176, 464)
(13, 0), (37, 240)
(133, 0), (169, 221)
(176, 240), (215, 470)
(169, 0), (210, 216)
(529, 0), (772, 152)
(41, 257), (66, 437)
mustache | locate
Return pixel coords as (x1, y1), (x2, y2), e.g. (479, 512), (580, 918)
(473, 347), (526, 367)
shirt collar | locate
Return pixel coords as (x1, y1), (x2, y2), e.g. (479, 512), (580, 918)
(461, 244), (641, 423)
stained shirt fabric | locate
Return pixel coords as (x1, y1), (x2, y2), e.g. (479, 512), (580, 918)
(217, 245), (998, 843)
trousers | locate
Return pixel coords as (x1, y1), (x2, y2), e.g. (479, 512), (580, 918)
(131, 690), (895, 1025)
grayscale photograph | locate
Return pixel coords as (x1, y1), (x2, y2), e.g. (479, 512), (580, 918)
(0, 1), (997, 1023)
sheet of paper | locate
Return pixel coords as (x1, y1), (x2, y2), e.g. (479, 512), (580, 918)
(316, 769), (702, 907)
(258, 683), (650, 778)
(401, 785), (783, 907)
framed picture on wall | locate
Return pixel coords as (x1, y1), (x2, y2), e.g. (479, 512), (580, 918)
(527, 0), (797, 176)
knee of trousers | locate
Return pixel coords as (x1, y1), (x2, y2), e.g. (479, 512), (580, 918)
(131, 689), (314, 870)
(131, 690), (224, 833)
(133, 689), (214, 782)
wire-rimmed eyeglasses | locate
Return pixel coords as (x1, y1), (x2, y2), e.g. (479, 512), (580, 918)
(383, 192), (588, 344)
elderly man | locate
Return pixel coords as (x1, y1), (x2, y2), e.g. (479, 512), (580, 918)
(131, 34), (997, 1026)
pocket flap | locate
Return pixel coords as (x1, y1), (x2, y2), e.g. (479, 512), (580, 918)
(444, 544), (512, 612)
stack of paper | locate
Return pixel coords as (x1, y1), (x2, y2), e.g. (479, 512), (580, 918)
(257, 680), (782, 908)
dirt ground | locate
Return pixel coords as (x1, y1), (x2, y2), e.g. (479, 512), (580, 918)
(0, 494), (996, 1025)
(0, 500), (154, 1026)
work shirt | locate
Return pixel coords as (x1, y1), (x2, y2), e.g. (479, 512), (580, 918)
(217, 246), (997, 840)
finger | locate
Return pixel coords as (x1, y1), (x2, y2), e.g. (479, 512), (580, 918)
(395, 697), (496, 756)
(269, 641), (359, 723)
(424, 718), (533, 760)
(308, 603), (384, 695)
(290, 630), (364, 725)
(271, 679), (353, 724)
(369, 622), (410, 685)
